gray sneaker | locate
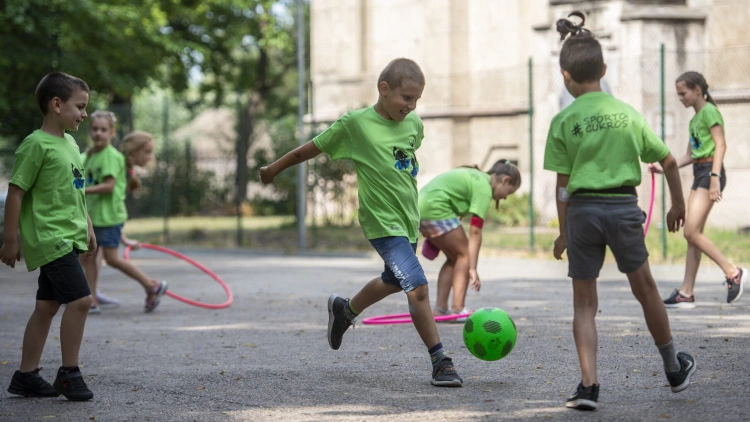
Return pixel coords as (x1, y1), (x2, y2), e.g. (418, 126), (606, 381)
(727, 268), (747, 303)
(666, 352), (696, 393)
(431, 357), (463, 387)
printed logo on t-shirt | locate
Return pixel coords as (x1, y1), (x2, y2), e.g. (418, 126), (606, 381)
(392, 141), (419, 177)
(71, 164), (85, 189)
(689, 130), (701, 150)
(572, 113), (630, 137)
(86, 167), (100, 185)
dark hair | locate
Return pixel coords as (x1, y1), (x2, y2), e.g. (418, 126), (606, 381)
(35, 72), (90, 114)
(676, 71), (716, 106)
(377, 58), (425, 89)
(487, 159), (521, 187)
(556, 11), (603, 83)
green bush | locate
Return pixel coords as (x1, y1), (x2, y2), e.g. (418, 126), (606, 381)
(485, 192), (538, 226)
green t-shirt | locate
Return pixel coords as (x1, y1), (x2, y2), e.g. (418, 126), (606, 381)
(9, 130), (89, 271)
(689, 102), (723, 159)
(419, 167), (492, 221)
(313, 106), (423, 242)
(84, 145), (128, 226)
(543, 92), (669, 195)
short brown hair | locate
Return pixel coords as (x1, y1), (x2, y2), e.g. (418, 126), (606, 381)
(377, 58), (425, 89)
(35, 72), (90, 114)
(557, 12), (603, 83)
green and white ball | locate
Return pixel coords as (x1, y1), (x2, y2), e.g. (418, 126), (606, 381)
(463, 307), (517, 361)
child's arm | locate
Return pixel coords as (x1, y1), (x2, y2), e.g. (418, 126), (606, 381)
(259, 141), (322, 184)
(467, 219), (483, 291)
(708, 125), (726, 202)
(0, 184), (25, 268)
(85, 176), (116, 194)
(649, 142), (693, 174)
(84, 214), (97, 257)
(660, 153), (686, 232)
(553, 173), (570, 260)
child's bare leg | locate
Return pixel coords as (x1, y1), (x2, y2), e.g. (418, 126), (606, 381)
(101, 247), (156, 292)
(627, 261), (671, 345)
(407, 284), (441, 348)
(59, 295), (92, 367)
(572, 278), (598, 387)
(350, 277), (401, 313)
(681, 243), (702, 296)
(79, 253), (99, 302)
(429, 228), (470, 312)
(434, 261), (454, 314)
(19, 300), (61, 372)
(683, 189), (735, 277)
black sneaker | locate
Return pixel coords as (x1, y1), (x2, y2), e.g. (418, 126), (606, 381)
(726, 268), (747, 303)
(663, 289), (696, 309)
(566, 382), (599, 410)
(431, 357), (463, 387)
(53, 366), (93, 401)
(666, 352), (696, 393)
(327, 294), (353, 350)
(7, 368), (59, 397)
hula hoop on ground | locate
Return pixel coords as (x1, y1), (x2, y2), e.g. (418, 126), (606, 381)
(644, 172), (655, 236)
(124, 243), (233, 309)
(362, 312), (472, 325)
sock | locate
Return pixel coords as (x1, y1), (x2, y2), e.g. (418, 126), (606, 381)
(656, 339), (680, 373)
(342, 300), (360, 321)
(428, 342), (448, 365)
(729, 267), (740, 280)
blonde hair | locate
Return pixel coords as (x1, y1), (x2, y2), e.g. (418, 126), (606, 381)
(121, 131), (154, 192)
(87, 110), (118, 156)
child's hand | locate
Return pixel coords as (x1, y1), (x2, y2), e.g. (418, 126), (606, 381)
(259, 166), (276, 184)
(0, 240), (21, 268)
(666, 204), (686, 232)
(709, 177), (721, 202)
(122, 237), (141, 250)
(553, 236), (567, 260)
(648, 163), (664, 174)
(469, 269), (481, 291)
(85, 231), (98, 257)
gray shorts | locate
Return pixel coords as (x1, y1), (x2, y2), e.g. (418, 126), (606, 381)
(565, 195), (648, 279)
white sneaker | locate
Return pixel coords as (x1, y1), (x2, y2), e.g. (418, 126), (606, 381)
(95, 290), (120, 309)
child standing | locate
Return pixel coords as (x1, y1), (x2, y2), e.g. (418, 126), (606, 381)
(80, 112), (167, 313)
(544, 13), (696, 410)
(260, 58), (463, 387)
(418, 160), (521, 318)
(1, 72), (96, 401)
(655, 71), (747, 308)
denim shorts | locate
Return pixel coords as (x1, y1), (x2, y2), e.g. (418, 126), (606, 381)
(565, 195), (648, 279)
(691, 162), (726, 191)
(93, 224), (123, 248)
(37, 250), (91, 304)
(369, 236), (428, 293)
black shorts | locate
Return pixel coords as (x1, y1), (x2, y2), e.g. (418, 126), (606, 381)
(565, 195), (648, 279)
(691, 162), (726, 191)
(36, 250), (91, 304)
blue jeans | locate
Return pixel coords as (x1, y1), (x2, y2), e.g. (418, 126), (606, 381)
(369, 236), (428, 293)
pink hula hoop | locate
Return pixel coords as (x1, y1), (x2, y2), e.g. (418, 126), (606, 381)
(644, 172), (655, 236)
(362, 312), (472, 325)
(124, 244), (233, 309)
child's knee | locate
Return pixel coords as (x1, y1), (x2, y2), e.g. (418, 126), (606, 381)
(407, 284), (430, 302)
(35, 300), (61, 316)
(67, 295), (93, 312)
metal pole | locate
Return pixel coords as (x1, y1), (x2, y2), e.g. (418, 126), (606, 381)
(162, 95), (170, 243)
(296, 0), (307, 252)
(660, 44), (667, 259)
(528, 57), (535, 251)
(236, 95), (243, 247)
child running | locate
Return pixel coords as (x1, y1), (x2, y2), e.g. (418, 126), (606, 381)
(418, 160), (520, 318)
(654, 71), (747, 308)
(80, 112), (167, 313)
(1, 72), (96, 401)
(260, 58), (463, 387)
(543, 12), (696, 410)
